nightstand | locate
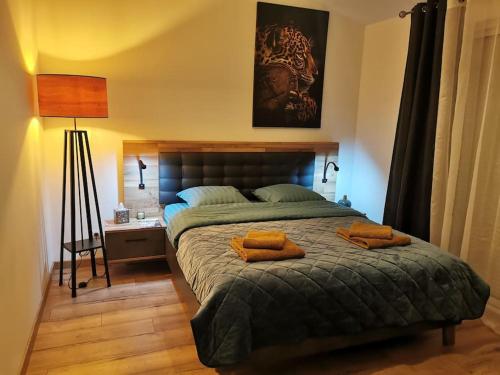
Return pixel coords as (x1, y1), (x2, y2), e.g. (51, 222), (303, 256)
(104, 217), (167, 262)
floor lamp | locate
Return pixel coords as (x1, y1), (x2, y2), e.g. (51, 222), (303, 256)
(37, 74), (111, 298)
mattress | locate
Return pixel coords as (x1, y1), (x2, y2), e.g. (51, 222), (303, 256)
(165, 201), (490, 367)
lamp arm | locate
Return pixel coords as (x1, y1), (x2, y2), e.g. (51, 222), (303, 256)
(138, 159), (147, 189)
(322, 161), (339, 183)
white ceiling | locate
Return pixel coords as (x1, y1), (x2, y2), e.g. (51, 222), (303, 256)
(329, 0), (417, 24)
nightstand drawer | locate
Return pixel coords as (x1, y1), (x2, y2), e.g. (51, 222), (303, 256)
(105, 229), (165, 261)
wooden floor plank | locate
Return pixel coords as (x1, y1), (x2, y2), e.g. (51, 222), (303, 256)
(45, 279), (173, 307)
(34, 319), (155, 351)
(101, 302), (186, 326)
(29, 327), (193, 371)
(37, 314), (102, 335)
(41, 280), (174, 322)
(29, 333), (166, 371)
(48, 294), (177, 321)
(47, 345), (208, 375)
(26, 262), (500, 375)
(153, 312), (191, 331)
(25, 369), (48, 375)
(46, 350), (174, 375)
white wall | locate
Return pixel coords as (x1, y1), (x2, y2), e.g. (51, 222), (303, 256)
(350, 17), (410, 222)
(35, 0), (365, 263)
(0, 0), (49, 373)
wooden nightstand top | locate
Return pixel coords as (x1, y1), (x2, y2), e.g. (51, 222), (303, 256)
(104, 217), (166, 233)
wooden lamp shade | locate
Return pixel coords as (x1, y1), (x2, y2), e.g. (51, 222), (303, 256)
(37, 74), (108, 118)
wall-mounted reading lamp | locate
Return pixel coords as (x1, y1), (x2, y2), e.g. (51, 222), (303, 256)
(138, 159), (147, 189)
(322, 159), (339, 183)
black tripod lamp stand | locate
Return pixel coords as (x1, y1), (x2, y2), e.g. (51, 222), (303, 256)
(37, 74), (112, 298)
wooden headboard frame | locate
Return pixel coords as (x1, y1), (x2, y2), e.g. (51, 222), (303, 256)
(122, 141), (339, 217)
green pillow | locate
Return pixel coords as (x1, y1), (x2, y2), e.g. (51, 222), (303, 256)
(177, 186), (249, 207)
(253, 184), (325, 203)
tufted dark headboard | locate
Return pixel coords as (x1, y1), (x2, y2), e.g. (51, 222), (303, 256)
(159, 152), (315, 205)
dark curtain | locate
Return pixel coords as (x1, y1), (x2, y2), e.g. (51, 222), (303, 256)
(383, 0), (447, 241)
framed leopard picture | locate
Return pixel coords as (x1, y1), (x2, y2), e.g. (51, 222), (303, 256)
(252, 2), (329, 128)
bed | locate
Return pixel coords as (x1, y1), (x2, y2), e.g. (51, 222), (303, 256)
(127, 142), (490, 368)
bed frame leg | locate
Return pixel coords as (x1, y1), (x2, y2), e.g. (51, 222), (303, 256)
(442, 325), (455, 346)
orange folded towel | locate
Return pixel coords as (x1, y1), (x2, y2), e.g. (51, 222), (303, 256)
(242, 230), (287, 250)
(231, 237), (305, 262)
(349, 221), (393, 239)
(336, 227), (411, 250)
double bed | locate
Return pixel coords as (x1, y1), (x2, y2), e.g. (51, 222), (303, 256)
(125, 141), (490, 368)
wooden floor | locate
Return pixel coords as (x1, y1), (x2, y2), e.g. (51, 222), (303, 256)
(25, 261), (500, 375)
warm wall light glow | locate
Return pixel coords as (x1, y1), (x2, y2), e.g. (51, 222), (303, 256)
(24, 56), (37, 75)
(27, 117), (43, 154)
(7, 0), (38, 74)
(22, 52), (37, 75)
(29, 116), (41, 131)
(35, 0), (213, 61)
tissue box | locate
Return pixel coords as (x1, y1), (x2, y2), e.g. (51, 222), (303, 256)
(114, 208), (130, 224)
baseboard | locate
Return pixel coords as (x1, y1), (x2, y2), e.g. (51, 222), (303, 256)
(20, 263), (53, 374)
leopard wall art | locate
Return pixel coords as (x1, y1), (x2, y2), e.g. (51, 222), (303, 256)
(253, 24), (319, 124)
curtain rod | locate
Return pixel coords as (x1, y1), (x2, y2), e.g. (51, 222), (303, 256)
(399, 0), (465, 18)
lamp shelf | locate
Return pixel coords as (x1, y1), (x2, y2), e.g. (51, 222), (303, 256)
(63, 238), (103, 253)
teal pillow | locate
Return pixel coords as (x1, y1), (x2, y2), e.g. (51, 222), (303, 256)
(176, 186), (249, 207)
(253, 184), (325, 203)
